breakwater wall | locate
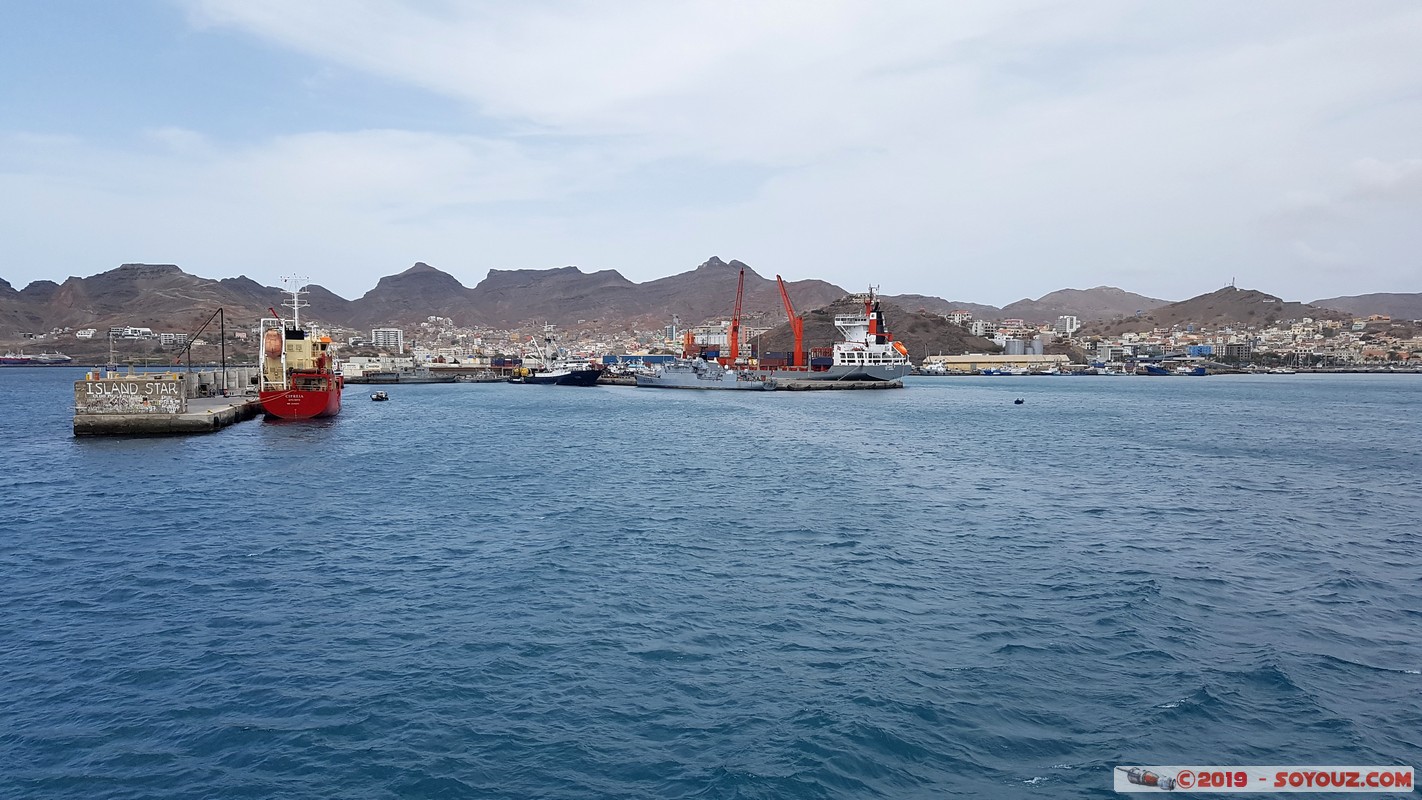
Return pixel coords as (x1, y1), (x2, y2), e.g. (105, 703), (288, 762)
(73, 368), (262, 436)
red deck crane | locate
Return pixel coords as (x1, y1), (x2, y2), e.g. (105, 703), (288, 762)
(775, 274), (805, 368)
(725, 267), (745, 364)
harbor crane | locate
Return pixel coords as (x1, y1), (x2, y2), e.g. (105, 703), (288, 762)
(725, 267), (745, 365)
(775, 274), (805, 368)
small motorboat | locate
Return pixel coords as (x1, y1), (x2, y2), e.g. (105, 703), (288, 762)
(1013, 398), (1024, 405)
(370, 391), (389, 401)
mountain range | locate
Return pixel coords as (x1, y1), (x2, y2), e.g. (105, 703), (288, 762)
(1079, 286), (1354, 337)
(2, 259), (1417, 340)
(885, 286), (1170, 323)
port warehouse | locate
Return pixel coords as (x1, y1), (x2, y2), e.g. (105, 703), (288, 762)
(922, 354), (1072, 373)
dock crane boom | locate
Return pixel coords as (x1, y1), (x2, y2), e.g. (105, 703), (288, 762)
(727, 267), (745, 364)
(775, 275), (805, 368)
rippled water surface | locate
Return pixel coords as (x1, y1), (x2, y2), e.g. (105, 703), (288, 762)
(2, 368), (1420, 798)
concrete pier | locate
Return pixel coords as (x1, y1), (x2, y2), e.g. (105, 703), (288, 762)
(73, 367), (264, 436)
(777, 379), (904, 390)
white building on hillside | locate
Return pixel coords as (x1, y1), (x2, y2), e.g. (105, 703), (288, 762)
(371, 328), (405, 352)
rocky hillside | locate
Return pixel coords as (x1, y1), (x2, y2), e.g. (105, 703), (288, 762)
(753, 296), (1000, 357)
(346, 256), (848, 329)
(2, 260), (1396, 343)
(1080, 286), (1349, 336)
(347, 263), (478, 327)
(999, 286), (1168, 323)
(1312, 292), (1422, 321)
(0, 257), (849, 336)
(0, 278), (44, 333)
(2, 264), (347, 333)
(884, 294), (1002, 319)
(887, 286), (1167, 324)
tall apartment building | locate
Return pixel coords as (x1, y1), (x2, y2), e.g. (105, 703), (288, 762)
(371, 328), (405, 352)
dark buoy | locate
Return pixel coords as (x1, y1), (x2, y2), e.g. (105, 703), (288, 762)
(1013, 398), (1024, 404)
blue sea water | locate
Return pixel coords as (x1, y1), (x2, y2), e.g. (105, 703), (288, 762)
(1, 368), (1419, 798)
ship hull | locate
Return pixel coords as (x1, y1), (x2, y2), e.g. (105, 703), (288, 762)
(366, 373), (457, 384)
(635, 375), (774, 390)
(634, 357), (777, 390)
(513, 367), (603, 386)
(259, 376), (343, 419)
(759, 363), (912, 382)
(554, 368), (603, 386)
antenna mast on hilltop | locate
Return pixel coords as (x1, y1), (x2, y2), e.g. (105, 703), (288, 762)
(281, 275), (310, 326)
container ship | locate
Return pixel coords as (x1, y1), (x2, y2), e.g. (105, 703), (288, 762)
(258, 279), (343, 419)
(685, 269), (911, 384)
(762, 289), (911, 382)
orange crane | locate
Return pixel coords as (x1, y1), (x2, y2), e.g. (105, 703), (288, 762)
(775, 274), (805, 368)
(725, 267), (745, 364)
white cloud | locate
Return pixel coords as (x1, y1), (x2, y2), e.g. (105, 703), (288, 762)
(2, 1), (1419, 304)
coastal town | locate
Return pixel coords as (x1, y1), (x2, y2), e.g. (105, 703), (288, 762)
(3, 261), (1419, 378)
(10, 289), (1419, 376)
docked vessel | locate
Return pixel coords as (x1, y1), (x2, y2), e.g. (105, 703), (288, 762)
(755, 289), (912, 382)
(357, 367), (458, 384)
(258, 279), (343, 419)
(0, 351), (74, 365)
(510, 362), (604, 386)
(635, 357), (776, 390)
(1, 351), (74, 365)
(509, 324), (604, 386)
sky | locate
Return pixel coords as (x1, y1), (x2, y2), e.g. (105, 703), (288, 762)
(1, 0), (1419, 305)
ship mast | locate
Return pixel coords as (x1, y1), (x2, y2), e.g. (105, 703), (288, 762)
(281, 275), (310, 328)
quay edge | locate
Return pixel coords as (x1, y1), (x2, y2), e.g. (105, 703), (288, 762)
(73, 367), (266, 437)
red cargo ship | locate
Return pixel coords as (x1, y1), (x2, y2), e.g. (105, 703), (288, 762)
(258, 279), (343, 419)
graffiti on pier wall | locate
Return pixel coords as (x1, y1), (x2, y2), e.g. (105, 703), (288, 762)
(74, 379), (186, 415)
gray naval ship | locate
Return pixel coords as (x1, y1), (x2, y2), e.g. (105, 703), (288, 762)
(634, 358), (777, 390)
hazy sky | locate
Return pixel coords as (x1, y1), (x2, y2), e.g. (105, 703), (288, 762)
(2, 1), (1419, 305)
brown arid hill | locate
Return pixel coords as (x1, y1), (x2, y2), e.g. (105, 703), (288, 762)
(999, 286), (1169, 323)
(883, 293), (1001, 319)
(1312, 293), (1422, 321)
(347, 262), (478, 327)
(344, 256), (847, 330)
(33, 264), (271, 331)
(752, 296), (1000, 358)
(464, 266), (637, 328)
(1, 257), (847, 337)
(1080, 286), (1351, 337)
(0, 263), (349, 337)
(619, 257), (845, 330)
(0, 277), (45, 333)
(217, 275), (354, 324)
